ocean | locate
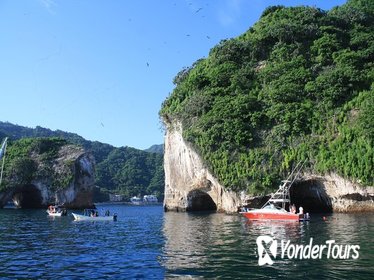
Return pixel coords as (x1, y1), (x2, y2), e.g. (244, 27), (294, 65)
(0, 204), (373, 279)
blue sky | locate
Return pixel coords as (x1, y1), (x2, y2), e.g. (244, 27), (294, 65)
(0, 0), (346, 149)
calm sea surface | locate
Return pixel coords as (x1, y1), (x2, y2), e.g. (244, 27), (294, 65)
(0, 204), (373, 279)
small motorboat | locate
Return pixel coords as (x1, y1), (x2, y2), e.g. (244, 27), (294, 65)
(240, 161), (310, 222)
(47, 205), (68, 217)
(71, 209), (117, 221)
(241, 204), (310, 221)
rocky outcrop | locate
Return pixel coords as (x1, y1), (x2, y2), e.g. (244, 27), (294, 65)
(290, 173), (374, 213)
(163, 122), (241, 213)
(163, 122), (374, 213)
(0, 144), (96, 209)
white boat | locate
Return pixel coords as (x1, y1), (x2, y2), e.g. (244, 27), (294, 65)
(72, 209), (117, 221)
(130, 196), (142, 205)
(47, 205), (68, 216)
(143, 195), (158, 203)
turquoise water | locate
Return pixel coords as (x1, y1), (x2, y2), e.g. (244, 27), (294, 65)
(0, 205), (373, 279)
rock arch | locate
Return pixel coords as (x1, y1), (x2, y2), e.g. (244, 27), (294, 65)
(12, 184), (43, 208)
(186, 189), (217, 212)
(290, 179), (332, 213)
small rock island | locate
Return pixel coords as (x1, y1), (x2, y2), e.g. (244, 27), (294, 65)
(160, 1), (374, 213)
(0, 138), (96, 209)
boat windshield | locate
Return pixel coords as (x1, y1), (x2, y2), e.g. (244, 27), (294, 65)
(263, 204), (276, 209)
(263, 204), (286, 211)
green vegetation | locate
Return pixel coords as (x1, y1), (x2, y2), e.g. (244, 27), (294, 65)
(0, 122), (164, 200)
(1, 138), (72, 191)
(96, 147), (164, 200)
(160, 0), (374, 194)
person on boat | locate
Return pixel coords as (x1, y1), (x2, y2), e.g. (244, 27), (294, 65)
(291, 204), (296, 214)
(105, 210), (110, 216)
(50, 205), (56, 213)
(299, 206), (304, 215)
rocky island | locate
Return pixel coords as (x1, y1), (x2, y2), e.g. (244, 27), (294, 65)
(0, 138), (96, 209)
(160, 0), (374, 213)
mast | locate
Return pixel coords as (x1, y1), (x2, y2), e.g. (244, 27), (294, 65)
(263, 160), (306, 209)
(0, 137), (8, 186)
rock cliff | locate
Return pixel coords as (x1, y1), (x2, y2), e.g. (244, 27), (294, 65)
(290, 173), (374, 213)
(163, 122), (241, 213)
(163, 122), (374, 213)
(0, 141), (96, 209)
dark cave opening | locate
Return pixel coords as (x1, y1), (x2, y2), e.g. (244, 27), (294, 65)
(186, 189), (217, 212)
(12, 184), (43, 209)
(290, 179), (332, 213)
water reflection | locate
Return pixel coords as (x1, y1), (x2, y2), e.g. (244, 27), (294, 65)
(162, 212), (374, 279)
(243, 220), (309, 241)
(0, 207), (372, 279)
(162, 212), (260, 278)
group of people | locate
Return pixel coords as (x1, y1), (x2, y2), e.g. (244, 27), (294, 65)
(290, 204), (303, 215)
(89, 209), (110, 217)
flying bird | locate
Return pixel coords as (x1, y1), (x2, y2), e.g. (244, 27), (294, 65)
(195, 8), (203, 13)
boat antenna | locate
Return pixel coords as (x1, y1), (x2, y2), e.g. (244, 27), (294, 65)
(287, 159), (306, 204)
(0, 137), (8, 186)
(290, 160), (306, 185)
(262, 159), (306, 209)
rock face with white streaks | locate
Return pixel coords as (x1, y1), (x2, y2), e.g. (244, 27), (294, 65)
(290, 173), (374, 213)
(0, 145), (96, 209)
(163, 122), (374, 213)
(163, 122), (241, 213)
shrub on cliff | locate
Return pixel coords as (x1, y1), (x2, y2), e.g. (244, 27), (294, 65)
(1, 138), (75, 191)
(160, 0), (374, 194)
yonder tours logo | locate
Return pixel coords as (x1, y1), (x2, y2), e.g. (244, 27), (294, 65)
(256, 235), (360, 266)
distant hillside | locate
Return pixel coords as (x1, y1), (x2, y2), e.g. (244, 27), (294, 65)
(144, 144), (164, 154)
(0, 121), (164, 201)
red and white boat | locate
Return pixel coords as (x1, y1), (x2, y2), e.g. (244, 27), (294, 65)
(241, 162), (310, 222)
(241, 204), (307, 221)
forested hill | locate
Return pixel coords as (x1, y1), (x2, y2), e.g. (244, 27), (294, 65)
(0, 121), (164, 200)
(160, 0), (374, 194)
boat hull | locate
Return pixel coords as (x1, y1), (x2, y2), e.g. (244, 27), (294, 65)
(72, 213), (116, 221)
(46, 209), (67, 217)
(47, 211), (65, 217)
(241, 210), (305, 221)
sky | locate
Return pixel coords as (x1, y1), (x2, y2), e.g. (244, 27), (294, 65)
(0, 0), (347, 150)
